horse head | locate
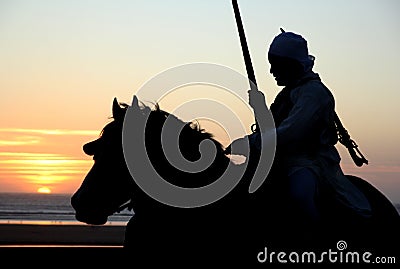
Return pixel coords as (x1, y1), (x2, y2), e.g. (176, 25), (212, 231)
(71, 97), (133, 225)
(71, 95), (230, 225)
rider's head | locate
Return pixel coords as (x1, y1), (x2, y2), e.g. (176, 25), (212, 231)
(268, 30), (315, 86)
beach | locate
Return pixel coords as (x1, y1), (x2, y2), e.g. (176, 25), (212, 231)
(0, 222), (126, 245)
(0, 222), (128, 265)
(0, 193), (133, 264)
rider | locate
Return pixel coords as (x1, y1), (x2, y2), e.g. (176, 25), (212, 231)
(226, 30), (372, 228)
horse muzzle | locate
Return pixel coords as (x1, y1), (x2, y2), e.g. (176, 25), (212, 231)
(71, 191), (111, 225)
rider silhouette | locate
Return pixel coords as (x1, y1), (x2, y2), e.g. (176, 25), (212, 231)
(226, 30), (372, 229)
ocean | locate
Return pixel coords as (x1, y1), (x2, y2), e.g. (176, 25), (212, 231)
(0, 192), (133, 225)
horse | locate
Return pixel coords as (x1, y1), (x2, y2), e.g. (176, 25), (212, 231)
(71, 96), (400, 266)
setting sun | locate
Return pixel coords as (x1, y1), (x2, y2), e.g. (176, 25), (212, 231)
(37, 187), (51, 194)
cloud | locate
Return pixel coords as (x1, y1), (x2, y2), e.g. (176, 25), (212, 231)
(0, 136), (41, 146)
(0, 128), (99, 136)
(0, 151), (92, 188)
(0, 152), (61, 158)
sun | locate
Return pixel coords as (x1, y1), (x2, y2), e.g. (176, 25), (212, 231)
(37, 187), (52, 194)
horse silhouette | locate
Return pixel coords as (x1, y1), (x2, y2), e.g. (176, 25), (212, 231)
(71, 96), (400, 265)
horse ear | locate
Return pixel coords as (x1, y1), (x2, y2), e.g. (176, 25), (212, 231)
(131, 95), (139, 109)
(112, 97), (124, 120)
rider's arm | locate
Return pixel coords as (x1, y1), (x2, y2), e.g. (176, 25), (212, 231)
(272, 82), (333, 148)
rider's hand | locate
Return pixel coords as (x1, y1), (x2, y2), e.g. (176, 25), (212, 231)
(224, 136), (249, 156)
(248, 90), (268, 113)
(224, 132), (262, 156)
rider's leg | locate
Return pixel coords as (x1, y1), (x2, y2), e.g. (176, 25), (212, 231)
(288, 167), (320, 223)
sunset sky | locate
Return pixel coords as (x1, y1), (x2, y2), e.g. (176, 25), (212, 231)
(1, 1), (399, 205)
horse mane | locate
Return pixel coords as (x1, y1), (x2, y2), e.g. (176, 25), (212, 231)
(106, 100), (229, 189)
(111, 100), (221, 148)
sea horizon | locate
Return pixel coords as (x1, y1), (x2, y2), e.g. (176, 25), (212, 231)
(0, 192), (133, 226)
(0, 219), (127, 226)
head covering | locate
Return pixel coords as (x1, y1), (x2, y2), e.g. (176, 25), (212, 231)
(268, 30), (315, 72)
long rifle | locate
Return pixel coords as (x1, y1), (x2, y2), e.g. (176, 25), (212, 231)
(232, 0), (259, 133)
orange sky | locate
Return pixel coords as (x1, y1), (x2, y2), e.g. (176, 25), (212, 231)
(0, 1), (399, 205)
(0, 128), (99, 193)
